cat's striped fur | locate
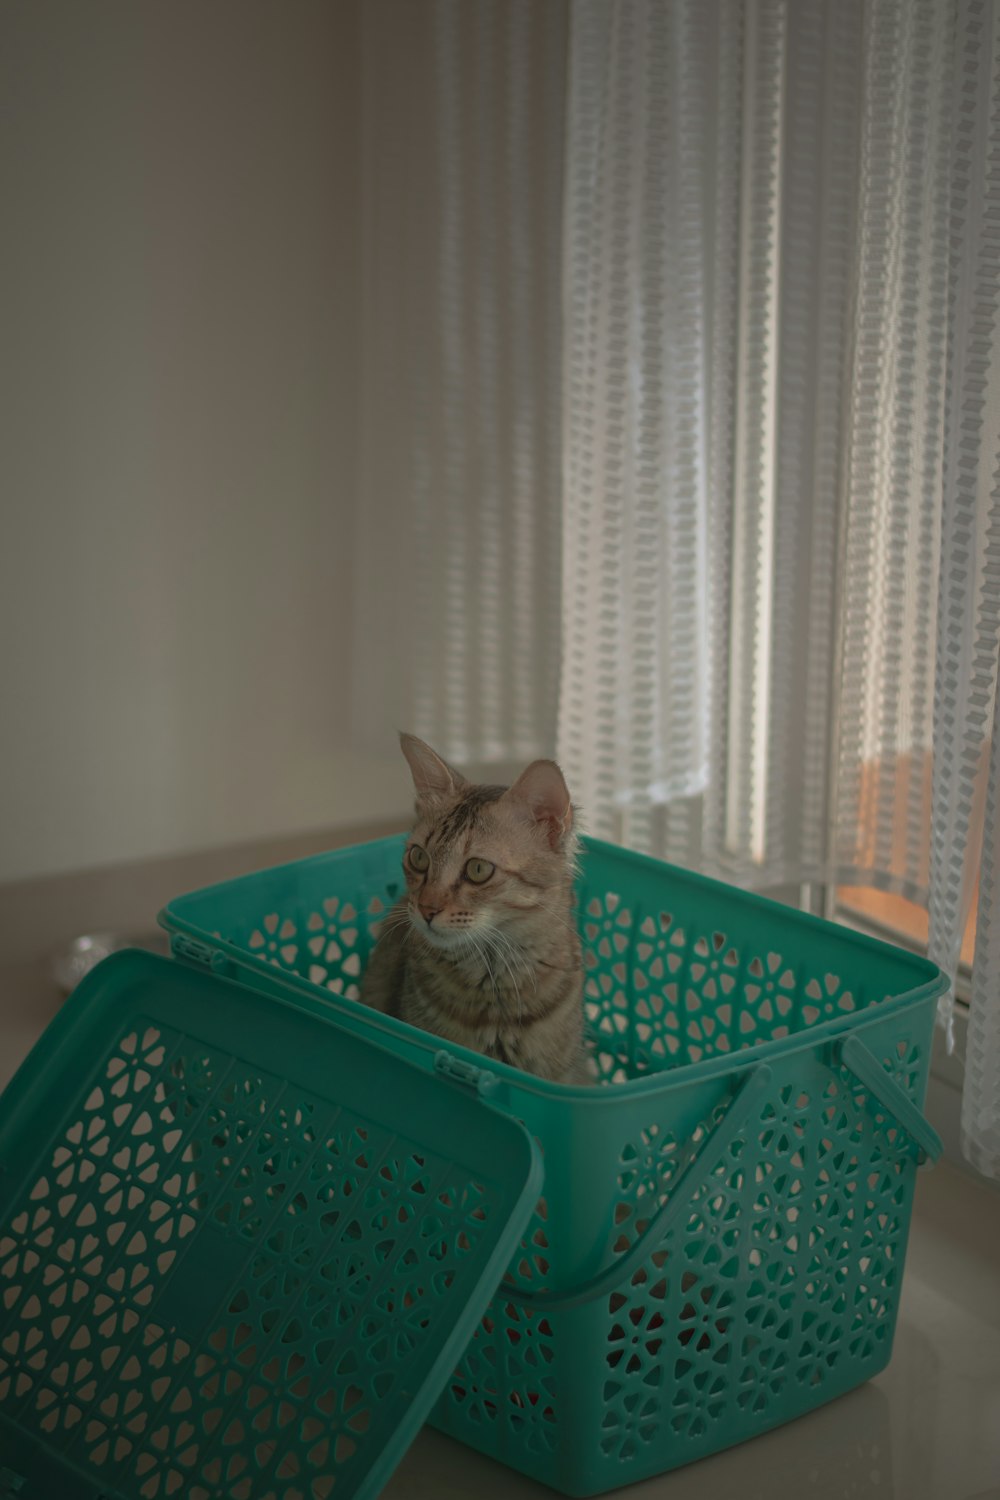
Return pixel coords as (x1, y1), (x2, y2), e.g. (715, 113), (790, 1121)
(360, 734), (591, 1084)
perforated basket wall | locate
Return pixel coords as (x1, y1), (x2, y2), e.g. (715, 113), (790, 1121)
(0, 954), (541, 1500)
(160, 835), (947, 1496)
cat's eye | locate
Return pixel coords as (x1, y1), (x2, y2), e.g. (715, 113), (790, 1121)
(408, 844), (430, 873)
(464, 858), (495, 885)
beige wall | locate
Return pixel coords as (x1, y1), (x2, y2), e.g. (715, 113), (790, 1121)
(0, 0), (411, 882)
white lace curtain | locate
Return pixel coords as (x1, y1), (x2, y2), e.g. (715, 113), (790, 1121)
(353, 0), (565, 767)
(356, 0), (1000, 1180)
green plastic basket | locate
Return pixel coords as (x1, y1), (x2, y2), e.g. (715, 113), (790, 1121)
(0, 836), (948, 1499)
(153, 835), (947, 1495)
(0, 951), (542, 1500)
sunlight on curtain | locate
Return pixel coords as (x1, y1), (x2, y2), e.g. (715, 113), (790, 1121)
(559, 1), (713, 850)
(558, 0), (860, 884)
(832, 0), (952, 908)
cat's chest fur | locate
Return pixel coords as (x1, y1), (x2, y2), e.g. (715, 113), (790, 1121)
(361, 901), (588, 1083)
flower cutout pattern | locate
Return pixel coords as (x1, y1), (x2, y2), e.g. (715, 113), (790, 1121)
(795, 1309), (845, 1387)
(248, 913), (299, 972)
(801, 1222), (853, 1315)
(682, 932), (740, 1061)
(675, 1275), (735, 1362)
(630, 911), (686, 1064)
(606, 1300), (667, 1375)
(496, 1301), (557, 1398)
(758, 1083), (812, 1161)
(304, 897), (363, 999)
(106, 1027), (167, 1102)
(669, 1365), (728, 1439)
(364, 880), (403, 942)
(159, 1046), (224, 1126)
(448, 1341), (502, 1429)
(884, 1038), (924, 1096)
(634, 911), (684, 980)
(847, 1279), (894, 1364)
(509, 1219), (551, 1289)
(238, 875), (403, 1007)
(581, 891), (635, 1079)
(600, 1368), (662, 1459)
(683, 1191), (742, 1278)
(31, 1352), (96, 1438)
(802, 971), (856, 1026)
(734, 1280), (796, 1412)
(49, 1113), (108, 1196)
(740, 952), (797, 1045)
(834, 1037), (927, 1170)
(617, 1123), (682, 1206)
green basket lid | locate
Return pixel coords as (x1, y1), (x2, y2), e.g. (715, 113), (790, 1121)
(0, 951), (543, 1500)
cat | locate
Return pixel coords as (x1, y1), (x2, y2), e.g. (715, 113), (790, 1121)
(360, 733), (591, 1084)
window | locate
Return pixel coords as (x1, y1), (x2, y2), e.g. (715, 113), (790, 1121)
(835, 748), (978, 970)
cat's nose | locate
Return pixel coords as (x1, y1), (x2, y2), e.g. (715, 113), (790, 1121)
(418, 901), (441, 925)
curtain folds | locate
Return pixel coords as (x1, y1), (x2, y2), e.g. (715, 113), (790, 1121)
(560, 0), (865, 891)
(355, 0), (1000, 1176)
(354, 0), (566, 768)
(929, 0), (1000, 1171)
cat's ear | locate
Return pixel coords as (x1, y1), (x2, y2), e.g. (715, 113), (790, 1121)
(399, 732), (466, 803)
(506, 760), (574, 849)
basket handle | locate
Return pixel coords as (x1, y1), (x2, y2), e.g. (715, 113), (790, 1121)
(836, 1034), (942, 1166)
(499, 1062), (773, 1313)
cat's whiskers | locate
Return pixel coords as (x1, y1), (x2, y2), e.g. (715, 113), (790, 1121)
(473, 930), (497, 990)
(375, 909), (413, 943)
(381, 911), (417, 960)
(466, 931), (502, 1005)
(483, 927), (531, 1028)
(487, 921), (542, 995)
(468, 926), (512, 1013)
(490, 926), (535, 997)
(483, 930), (516, 999)
(473, 934), (494, 993)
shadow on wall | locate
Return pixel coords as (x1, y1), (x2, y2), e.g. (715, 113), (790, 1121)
(0, 0), (412, 884)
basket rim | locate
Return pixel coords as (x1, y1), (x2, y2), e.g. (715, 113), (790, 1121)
(158, 833), (949, 1106)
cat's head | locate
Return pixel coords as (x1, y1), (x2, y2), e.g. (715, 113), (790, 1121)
(397, 732), (577, 951)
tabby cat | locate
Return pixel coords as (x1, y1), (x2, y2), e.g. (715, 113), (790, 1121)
(360, 733), (591, 1084)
